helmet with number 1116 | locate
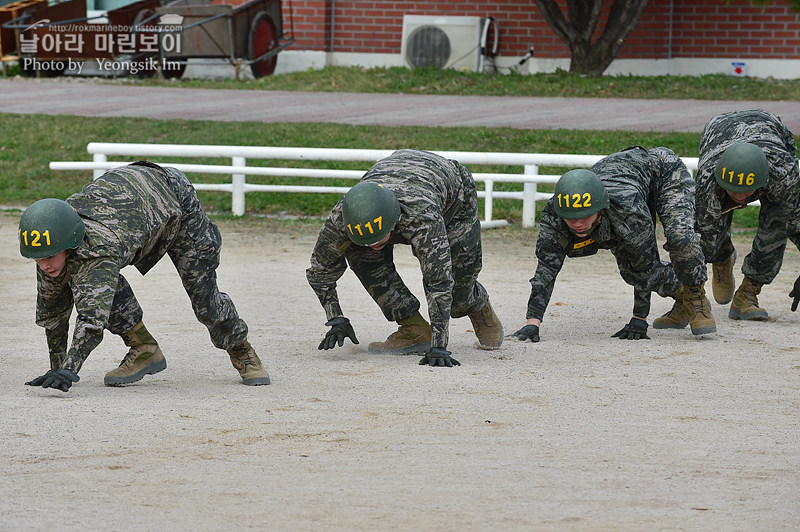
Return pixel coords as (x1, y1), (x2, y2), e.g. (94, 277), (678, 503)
(714, 141), (769, 193)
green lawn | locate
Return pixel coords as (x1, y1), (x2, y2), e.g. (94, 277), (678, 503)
(7, 66), (795, 101)
(2, 65), (788, 227)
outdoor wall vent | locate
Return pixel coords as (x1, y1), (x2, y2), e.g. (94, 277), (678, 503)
(401, 15), (482, 71)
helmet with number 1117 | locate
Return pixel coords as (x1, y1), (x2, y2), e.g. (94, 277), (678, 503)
(341, 182), (401, 246)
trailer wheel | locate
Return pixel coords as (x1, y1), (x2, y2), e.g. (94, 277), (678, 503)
(248, 11), (278, 78)
(161, 61), (186, 79)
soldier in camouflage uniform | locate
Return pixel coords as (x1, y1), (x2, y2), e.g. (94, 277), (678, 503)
(307, 149), (503, 368)
(510, 146), (716, 343)
(695, 109), (800, 320)
(19, 161), (269, 392)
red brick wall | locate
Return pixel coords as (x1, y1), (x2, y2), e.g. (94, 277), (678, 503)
(616, 3), (671, 59)
(668, 0), (800, 59)
(284, 0), (330, 50)
(219, 0), (800, 60)
(279, 0), (552, 54)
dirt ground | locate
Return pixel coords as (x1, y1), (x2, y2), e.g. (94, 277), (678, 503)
(1, 211), (798, 531)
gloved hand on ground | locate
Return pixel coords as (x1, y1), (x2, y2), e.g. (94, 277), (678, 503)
(612, 317), (650, 340)
(318, 316), (359, 350)
(25, 368), (80, 392)
(508, 324), (540, 342)
(789, 275), (800, 312)
(418, 347), (460, 367)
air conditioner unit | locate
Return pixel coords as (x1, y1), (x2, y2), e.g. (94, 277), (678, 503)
(401, 15), (483, 71)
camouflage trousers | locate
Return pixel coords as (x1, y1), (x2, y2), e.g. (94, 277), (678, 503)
(106, 168), (248, 349)
(699, 196), (800, 285)
(345, 185), (489, 323)
(622, 172), (707, 316)
(649, 170), (708, 289)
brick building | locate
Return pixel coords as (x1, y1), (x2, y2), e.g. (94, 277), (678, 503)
(264, 0), (800, 78)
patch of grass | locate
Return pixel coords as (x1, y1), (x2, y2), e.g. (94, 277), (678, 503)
(732, 206), (760, 227)
(2, 59), (789, 228)
(1, 112), (710, 224)
(1, 112), (781, 229)
(90, 66), (800, 101)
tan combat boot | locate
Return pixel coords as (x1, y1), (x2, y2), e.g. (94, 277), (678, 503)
(228, 340), (270, 385)
(368, 311), (431, 355)
(729, 277), (769, 321)
(683, 285), (717, 335)
(468, 301), (504, 350)
(653, 287), (689, 329)
(105, 321), (167, 386)
(712, 251), (736, 304)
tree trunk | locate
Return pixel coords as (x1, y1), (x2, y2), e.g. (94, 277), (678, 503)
(534, 0), (650, 77)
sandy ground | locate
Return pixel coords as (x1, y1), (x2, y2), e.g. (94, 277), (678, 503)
(1, 211), (798, 531)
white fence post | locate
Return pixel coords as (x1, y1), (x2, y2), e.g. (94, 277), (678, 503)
(522, 164), (538, 228)
(92, 153), (107, 180)
(484, 179), (494, 223)
(62, 145), (714, 226)
(231, 156), (246, 216)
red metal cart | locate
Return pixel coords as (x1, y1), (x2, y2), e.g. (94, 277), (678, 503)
(151, 0), (292, 79)
(1, 0), (292, 78)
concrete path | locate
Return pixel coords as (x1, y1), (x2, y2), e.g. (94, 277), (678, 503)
(1, 77), (799, 132)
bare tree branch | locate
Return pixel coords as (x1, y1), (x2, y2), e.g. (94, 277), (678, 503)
(534, 0), (649, 76)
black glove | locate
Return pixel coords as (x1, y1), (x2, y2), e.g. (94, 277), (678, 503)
(318, 317), (359, 350)
(612, 317), (650, 340)
(418, 347), (460, 367)
(789, 275), (800, 312)
(508, 324), (540, 342)
(25, 368), (80, 392)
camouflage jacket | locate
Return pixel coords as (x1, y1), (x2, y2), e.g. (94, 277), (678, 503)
(528, 146), (694, 320)
(696, 109), (800, 238)
(307, 149), (476, 348)
(35, 163), (183, 373)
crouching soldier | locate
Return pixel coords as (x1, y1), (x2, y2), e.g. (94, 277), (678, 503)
(511, 146), (716, 343)
(695, 109), (800, 321)
(307, 149), (503, 368)
(19, 161), (269, 392)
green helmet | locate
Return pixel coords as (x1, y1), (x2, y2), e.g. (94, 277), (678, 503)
(341, 182), (401, 246)
(553, 169), (609, 219)
(19, 198), (85, 259)
(715, 142), (769, 193)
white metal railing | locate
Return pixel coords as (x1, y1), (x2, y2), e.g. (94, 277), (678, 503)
(50, 143), (709, 227)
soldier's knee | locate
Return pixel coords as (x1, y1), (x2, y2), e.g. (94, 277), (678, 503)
(666, 233), (695, 251)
